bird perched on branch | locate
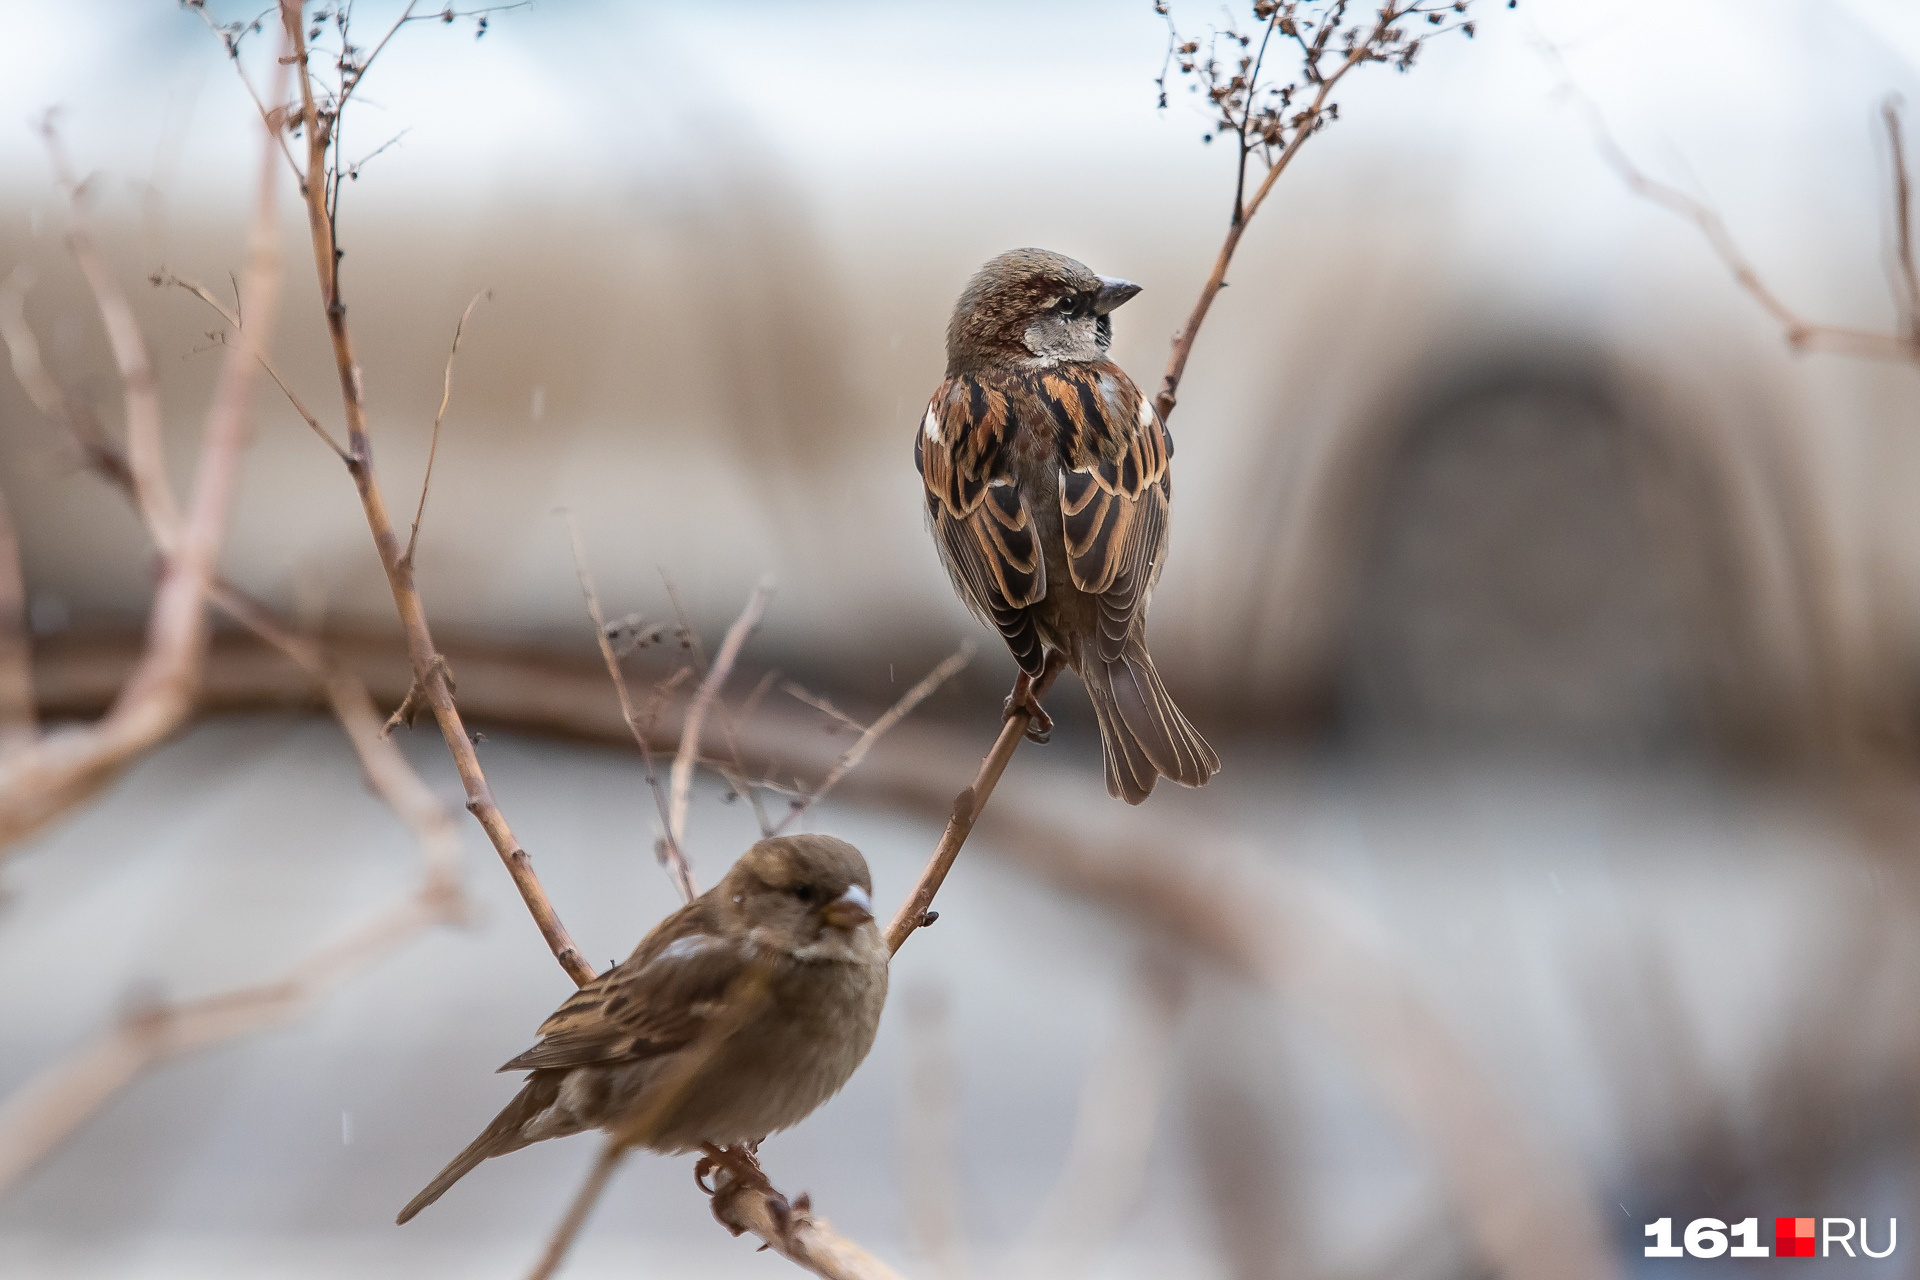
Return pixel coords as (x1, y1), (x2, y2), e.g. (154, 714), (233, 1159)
(396, 834), (887, 1224)
(915, 247), (1219, 804)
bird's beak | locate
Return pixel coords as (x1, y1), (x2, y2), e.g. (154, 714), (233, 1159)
(819, 883), (874, 931)
(1093, 276), (1142, 314)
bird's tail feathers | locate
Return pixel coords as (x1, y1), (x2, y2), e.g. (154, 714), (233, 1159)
(396, 1076), (556, 1224)
(1081, 639), (1219, 805)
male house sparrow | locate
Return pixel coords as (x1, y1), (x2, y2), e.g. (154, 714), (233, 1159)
(396, 834), (887, 1224)
(915, 247), (1219, 804)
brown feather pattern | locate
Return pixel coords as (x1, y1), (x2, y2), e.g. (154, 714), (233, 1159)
(920, 247), (1219, 803)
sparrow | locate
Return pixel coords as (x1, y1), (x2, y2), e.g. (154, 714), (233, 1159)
(915, 247), (1219, 804)
(395, 834), (888, 1224)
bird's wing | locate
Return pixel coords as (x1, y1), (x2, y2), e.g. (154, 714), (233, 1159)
(1035, 362), (1173, 663)
(497, 903), (745, 1073)
(915, 373), (1048, 675)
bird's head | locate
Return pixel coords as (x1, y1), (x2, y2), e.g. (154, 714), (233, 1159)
(724, 833), (878, 954)
(945, 247), (1141, 372)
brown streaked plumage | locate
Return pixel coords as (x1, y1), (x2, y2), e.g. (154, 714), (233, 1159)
(395, 834), (887, 1224)
(915, 247), (1219, 804)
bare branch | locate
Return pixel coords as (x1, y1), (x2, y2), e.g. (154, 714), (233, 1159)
(0, 39), (287, 853)
(669, 576), (774, 850)
(706, 1165), (909, 1280)
(405, 288), (490, 567)
(209, 581), (465, 887)
(772, 643), (972, 834)
(970, 800), (1623, 1280)
(532, 957), (776, 1276)
(38, 117), (181, 548)
(900, 986), (970, 1280)
(1011, 954), (1188, 1276)
(562, 511), (697, 902)
(1883, 96), (1918, 340)
(883, 664), (1061, 955)
(0, 880), (458, 1197)
(0, 485), (34, 756)
(277, 0), (593, 986)
(154, 268), (348, 458)
(1154, 1), (1481, 422)
(526, 1142), (628, 1280)
(784, 683), (867, 735)
(1549, 43), (1920, 366)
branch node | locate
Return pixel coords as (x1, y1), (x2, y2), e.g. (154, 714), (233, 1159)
(383, 652), (454, 735)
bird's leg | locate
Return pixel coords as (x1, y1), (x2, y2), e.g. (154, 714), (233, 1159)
(1002, 652), (1065, 743)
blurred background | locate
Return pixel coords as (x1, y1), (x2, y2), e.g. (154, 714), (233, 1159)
(2, 0), (1919, 1276)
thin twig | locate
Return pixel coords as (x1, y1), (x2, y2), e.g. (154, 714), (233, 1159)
(1882, 97), (1918, 341)
(405, 288), (490, 567)
(562, 511), (697, 901)
(668, 576), (774, 850)
(277, 0), (593, 985)
(1010, 954), (1187, 1277)
(184, 0), (303, 181)
(1155, 1), (1431, 423)
(0, 261), (469, 1197)
(532, 958), (779, 1278)
(0, 881), (458, 1196)
(1550, 43), (1920, 365)
(38, 117), (181, 549)
(883, 665), (1060, 955)
(209, 581), (465, 887)
(901, 985), (970, 1280)
(772, 643), (972, 834)
(154, 269), (348, 457)
(785, 683), (868, 735)
(526, 1142), (628, 1280)
(0, 44), (286, 853)
(0, 485), (34, 757)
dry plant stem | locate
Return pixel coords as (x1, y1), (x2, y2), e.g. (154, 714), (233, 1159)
(771, 643), (973, 835)
(0, 878), (458, 1197)
(155, 270), (347, 457)
(525, 1143), (628, 1280)
(0, 486), (34, 756)
(1888, 100), (1919, 337)
(281, 1), (593, 986)
(1013, 955), (1187, 1277)
(39, 120), (181, 546)
(883, 667), (1058, 955)
(0, 49), (285, 853)
(977, 803), (1621, 1280)
(530, 960), (776, 1279)
(1155, 4), (1409, 423)
(405, 288), (490, 566)
(6, 269), (456, 883)
(1562, 56), (1920, 364)
(901, 988), (970, 1280)
(563, 513), (697, 900)
(209, 583), (464, 886)
(0, 374), (467, 1191)
(668, 575), (773, 849)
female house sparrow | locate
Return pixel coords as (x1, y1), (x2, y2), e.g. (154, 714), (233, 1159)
(915, 247), (1219, 804)
(396, 834), (887, 1224)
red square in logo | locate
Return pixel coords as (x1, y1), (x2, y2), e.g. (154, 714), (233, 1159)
(1776, 1218), (1816, 1257)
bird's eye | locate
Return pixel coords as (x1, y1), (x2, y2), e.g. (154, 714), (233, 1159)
(792, 884), (818, 905)
(1055, 297), (1075, 315)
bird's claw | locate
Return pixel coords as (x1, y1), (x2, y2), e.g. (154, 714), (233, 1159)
(1002, 688), (1053, 744)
